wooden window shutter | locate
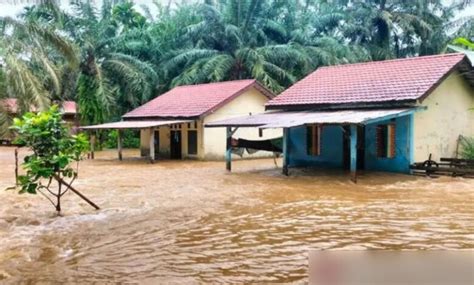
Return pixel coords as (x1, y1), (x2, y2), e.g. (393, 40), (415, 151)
(307, 124), (322, 156)
(376, 124), (396, 158)
(388, 124), (396, 158)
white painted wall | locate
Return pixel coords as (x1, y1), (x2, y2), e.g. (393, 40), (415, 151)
(414, 71), (474, 161)
(203, 87), (282, 160)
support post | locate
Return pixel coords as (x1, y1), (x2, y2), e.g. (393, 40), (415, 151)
(409, 114), (415, 173)
(350, 124), (358, 183)
(90, 132), (95, 159)
(282, 128), (290, 176)
(226, 127), (232, 171)
(117, 129), (123, 161)
(149, 128), (155, 163)
(14, 148), (18, 186)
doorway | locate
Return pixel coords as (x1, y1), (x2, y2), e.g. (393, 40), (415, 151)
(342, 126), (365, 170)
(154, 130), (160, 157)
(170, 130), (182, 159)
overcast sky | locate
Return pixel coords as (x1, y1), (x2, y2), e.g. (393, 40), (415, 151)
(0, 0), (472, 18)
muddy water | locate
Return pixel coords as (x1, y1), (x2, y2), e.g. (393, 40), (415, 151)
(0, 148), (473, 284)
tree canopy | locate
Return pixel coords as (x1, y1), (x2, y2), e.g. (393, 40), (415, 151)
(0, 0), (473, 125)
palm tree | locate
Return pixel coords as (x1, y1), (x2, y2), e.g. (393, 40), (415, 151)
(0, 16), (78, 112)
(163, 1), (367, 93)
(20, 0), (159, 124)
(68, 0), (159, 124)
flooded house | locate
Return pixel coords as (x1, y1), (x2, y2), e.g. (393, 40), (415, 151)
(206, 53), (474, 181)
(0, 99), (79, 144)
(83, 80), (280, 161)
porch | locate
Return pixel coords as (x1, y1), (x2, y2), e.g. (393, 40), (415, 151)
(205, 108), (423, 182)
(81, 119), (193, 162)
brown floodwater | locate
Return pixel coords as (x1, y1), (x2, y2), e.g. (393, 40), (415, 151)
(0, 147), (473, 284)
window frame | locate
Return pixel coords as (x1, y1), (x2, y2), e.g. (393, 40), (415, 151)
(307, 124), (322, 156)
(376, 123), (396, 159)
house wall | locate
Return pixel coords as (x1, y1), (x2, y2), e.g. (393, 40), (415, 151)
(139, 121), (205, 159)
(286, 115), (412, 173)
(287, 125), (344, 168)
(414, 71), (474, 161)
(203, 87), (282, 160)
(364, 115), (412, 173)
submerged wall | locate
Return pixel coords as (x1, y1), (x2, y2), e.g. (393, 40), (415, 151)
(364, 115), (412, 173)
(286, 115), (413, 173)
(287, 125), (344, 168)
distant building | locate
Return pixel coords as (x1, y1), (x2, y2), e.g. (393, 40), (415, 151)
(207, 53), (474, 180)
(83, 80), (280, 161)
(0, 99), (79, 144)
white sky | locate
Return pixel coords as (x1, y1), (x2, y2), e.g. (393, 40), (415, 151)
(0, 0), (472, 19)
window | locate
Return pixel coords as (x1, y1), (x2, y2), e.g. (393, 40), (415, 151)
(307, 124), (322, 156)
(188, 130), (198, 155)
(376, 124), (396, 158)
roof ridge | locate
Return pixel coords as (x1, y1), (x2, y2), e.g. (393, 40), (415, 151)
(173, 79), (256, 89)
(318, 53), (465, 70)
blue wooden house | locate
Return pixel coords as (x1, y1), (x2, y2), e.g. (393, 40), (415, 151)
(206, 54), (474, 181)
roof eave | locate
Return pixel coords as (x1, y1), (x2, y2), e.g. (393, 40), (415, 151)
(265, 100), (418, 111)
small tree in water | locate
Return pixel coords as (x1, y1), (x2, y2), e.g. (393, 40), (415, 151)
(9, 106), (99, 214)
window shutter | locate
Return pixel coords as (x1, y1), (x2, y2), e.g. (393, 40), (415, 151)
(389, 124), (396, 158)
(307, 125), (322, 156)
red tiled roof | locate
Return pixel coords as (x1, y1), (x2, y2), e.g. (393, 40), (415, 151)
(267, 53), (470, 108)
(1, 98), (19, 113)
(123, 79), (274, 119)
(62, 101), (77, 114)
(0, 99), (77, 114)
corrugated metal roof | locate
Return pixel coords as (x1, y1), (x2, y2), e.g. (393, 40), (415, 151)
(81, 120), (192, 130)
(205, 108), (419, 129)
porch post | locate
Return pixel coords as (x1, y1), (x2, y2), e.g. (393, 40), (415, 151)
(117, 129), (123, 161)
(282, 127), (290, 176)
(149, 128), (155, 163)
(226, 127), (232, 171)
(350, 124), (358, 183)
(90, 132), (95, 160)
(408, 113), (415, 172)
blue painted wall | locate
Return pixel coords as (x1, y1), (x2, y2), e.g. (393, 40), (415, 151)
(364, 115), (412, 173)
(288, 125), (343, 168)
(287, 114), (413, 173)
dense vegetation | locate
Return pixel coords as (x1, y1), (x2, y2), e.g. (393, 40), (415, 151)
(0, 0), (473, 129)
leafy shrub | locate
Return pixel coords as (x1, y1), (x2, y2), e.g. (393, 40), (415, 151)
(8, 106), (96, 213)
(460, 136), (474, 160)
(104, 129), (140, 149)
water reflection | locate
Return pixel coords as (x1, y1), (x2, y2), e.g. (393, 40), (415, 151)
(0, 148), (472, 283)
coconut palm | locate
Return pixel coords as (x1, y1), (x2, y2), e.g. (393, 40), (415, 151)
(20, 0), (159, 124)
(0, 16), (78, 111)
(163, 1), (368, 93)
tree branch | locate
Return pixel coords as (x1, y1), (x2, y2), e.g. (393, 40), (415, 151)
(37, 188), (57, 208)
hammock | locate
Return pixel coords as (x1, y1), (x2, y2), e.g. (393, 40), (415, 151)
(231, 137), (283, 156)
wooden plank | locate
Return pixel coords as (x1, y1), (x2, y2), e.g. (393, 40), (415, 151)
(440, 158), (474, 164)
